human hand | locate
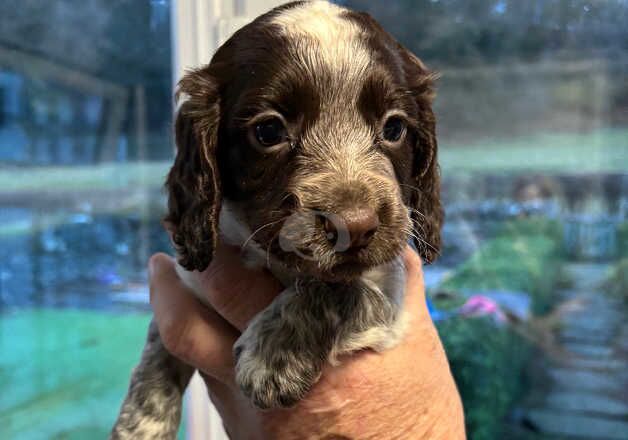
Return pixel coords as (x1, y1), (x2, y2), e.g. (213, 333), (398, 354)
(149, 245), (465, 439)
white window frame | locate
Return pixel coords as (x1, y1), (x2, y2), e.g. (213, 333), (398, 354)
(172, 0), (288, 87)
(170, 1), (287, 439)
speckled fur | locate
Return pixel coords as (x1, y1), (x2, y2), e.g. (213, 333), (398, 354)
(110, 321), (193, 439)
(233, 255), (406, 409)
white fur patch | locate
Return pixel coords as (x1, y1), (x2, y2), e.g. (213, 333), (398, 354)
(219, 201), (267, 270)
(329, 308), (411, 365)
(273, 1), (356, 47)
(272, 1), (370, 78)
(219, 201), (295, 286)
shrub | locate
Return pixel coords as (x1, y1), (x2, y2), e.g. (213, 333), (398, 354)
(441, 218), (562, 313)
(436, 218), (563, 439)
(438, 318), (531, 440)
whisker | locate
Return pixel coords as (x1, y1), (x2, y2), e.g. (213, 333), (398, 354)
(241, 218), (285, 252)
(407, 216), (441, 256)
(407, 206), (427, 220)
(414, 234), (440, 255)
(279, 192), (300, 207)
(265, 230), (281, 269)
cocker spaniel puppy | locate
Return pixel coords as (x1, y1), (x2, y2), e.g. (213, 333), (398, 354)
(112, 1), (442, 438)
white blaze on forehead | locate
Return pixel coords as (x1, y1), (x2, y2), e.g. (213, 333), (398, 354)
(273, 1), (357, 47)
(272, 1), (370, 78)
(272, 1), (376, 170)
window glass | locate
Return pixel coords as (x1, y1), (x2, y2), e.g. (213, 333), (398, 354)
(0, 1), (174, 437)
(2, 1), (627, 438)
(340, 1), (628, 438)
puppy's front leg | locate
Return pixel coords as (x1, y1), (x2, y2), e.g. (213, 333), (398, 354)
(111, 320), (194, 440)
(234, 281), (334, 409)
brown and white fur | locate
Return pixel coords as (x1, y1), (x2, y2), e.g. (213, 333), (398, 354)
(111, 1), (442, 438)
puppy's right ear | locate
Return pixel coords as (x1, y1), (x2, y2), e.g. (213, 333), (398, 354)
(165, 69), (221, 272)
(402, 52), (443, 264)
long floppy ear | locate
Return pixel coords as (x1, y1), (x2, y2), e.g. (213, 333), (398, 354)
(164, 69), (221, 271)
(404, 52), (444, 264)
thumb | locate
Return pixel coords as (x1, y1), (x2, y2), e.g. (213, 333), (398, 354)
(148, 253), (178, 300)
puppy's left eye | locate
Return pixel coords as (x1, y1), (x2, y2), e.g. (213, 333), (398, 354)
(254, 117), (288, 147)
(382, 117), (406, 143)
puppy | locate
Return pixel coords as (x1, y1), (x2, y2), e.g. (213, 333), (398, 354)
(111, 1), (442, 438)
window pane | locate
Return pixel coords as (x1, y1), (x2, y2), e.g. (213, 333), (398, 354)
(0, 1), (174, 437)
(341, 0), (628, 438)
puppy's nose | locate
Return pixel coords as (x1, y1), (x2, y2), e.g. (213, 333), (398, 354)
(324, 208), (380, 251)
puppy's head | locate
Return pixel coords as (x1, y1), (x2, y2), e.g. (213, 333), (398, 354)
(166, 1), (443, 281)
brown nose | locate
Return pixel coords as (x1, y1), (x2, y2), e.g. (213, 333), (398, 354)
(324, 208), (380, 251)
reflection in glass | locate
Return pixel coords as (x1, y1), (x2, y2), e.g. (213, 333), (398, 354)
(342, 1), (628, 438)
(0, 1), (174, 438)
(1, 1), (626, 438)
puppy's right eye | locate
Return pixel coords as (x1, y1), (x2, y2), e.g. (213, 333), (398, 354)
(254, 117), (288, 147)
(382, 117), (406, 143)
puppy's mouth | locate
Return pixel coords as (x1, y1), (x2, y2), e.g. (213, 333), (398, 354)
(256, 207), (408, 281)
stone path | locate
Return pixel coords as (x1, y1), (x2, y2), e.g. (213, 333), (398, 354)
(520, 263), (628, 439)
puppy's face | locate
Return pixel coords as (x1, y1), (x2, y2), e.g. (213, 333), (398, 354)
(167, 1), (442, 281)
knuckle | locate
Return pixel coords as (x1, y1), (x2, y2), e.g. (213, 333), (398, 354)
(159, 317), (196, 362)
(403, 247), (425, 287)
(403, 246), (421, 271)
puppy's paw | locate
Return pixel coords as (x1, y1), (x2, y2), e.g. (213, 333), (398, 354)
(234, 339), (319, 409)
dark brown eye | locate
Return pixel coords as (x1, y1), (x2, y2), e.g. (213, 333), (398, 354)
(254, 117), (287, 147)
(382, 117), (406, 143)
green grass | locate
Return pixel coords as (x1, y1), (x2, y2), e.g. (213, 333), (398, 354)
(0, 162), (170, 194)
(0, 128), (625, 198)
(0, 212), (83, 238)
(0, 309), (153, 440)
(440, 127), (628, 173)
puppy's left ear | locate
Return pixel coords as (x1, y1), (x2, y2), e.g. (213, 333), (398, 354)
(403, 52), (444, 264)
(164, 68), (222, 271)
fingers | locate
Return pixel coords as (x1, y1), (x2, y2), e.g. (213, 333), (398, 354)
(193, 242), (283, 332)
(149, 253), (238, 383)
